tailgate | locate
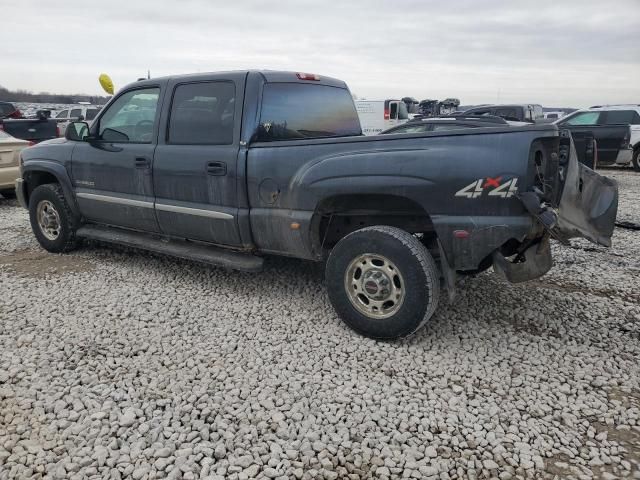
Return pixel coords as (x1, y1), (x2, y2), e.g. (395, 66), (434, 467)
(553, 131), (618, 246)
(1, 119), (58, 143)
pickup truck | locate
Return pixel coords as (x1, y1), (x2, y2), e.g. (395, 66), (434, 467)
(14, 70), (619, 339)
(0, 111), (60, 144)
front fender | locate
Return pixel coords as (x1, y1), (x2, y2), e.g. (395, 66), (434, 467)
(21, 160), (79, 215)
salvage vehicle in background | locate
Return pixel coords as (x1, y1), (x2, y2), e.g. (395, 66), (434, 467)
(0, 101), (23, 119)
(0, 130), (30, 198)
(381, 115), (510, 134)
(15, 70), (618, 339)
(0, 111), (59, 144)
(54, 105), (101, 135)
(355, 99), (409, 135)
(556, 105), (640, 171)
(463, 104), (544, 123)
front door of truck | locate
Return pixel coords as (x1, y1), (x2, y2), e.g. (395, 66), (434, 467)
(152, 74), (244, 246)
(71, 87), (162, 232)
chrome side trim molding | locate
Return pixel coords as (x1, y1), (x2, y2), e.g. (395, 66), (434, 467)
(155, 203), (234, 220)
(76, 192), (154, 209)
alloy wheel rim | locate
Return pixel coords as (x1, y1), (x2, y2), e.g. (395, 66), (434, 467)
(344, 253), (405, 319)
(36, 200), (61, 241)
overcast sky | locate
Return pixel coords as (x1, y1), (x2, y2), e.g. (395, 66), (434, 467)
(2, 0), (638, 107)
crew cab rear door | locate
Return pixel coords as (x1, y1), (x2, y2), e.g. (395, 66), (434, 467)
(152, 73), (245, 246)
(553, 133), (618, 246)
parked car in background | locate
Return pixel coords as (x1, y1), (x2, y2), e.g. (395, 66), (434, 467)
(355, 99), (409, 135)
(0, 101), (23, 119)
(0, 130), (30, 198)
(381, 115), (509, 134)
(54, 105), (101, 135)
(16, 70), (618, 339)
(556, 105), (640, 171)
(463, 104), (544, 123)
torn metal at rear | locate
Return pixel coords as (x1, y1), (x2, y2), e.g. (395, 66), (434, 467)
(493, 132), (618, 283)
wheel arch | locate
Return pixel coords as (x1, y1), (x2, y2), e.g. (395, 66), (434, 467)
(22, 162), (79, 215)
(310, 193), (437, 254)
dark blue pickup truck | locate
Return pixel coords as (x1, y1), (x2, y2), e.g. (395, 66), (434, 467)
(15, 70), (618, 339)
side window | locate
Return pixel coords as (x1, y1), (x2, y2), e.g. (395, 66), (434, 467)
(168, 82), (235, 145)
(494, 108), (519, 120)
(564, 112), (601, 125)
(98, 88), (160, 143)
(258, 83), (361, 141)
(85, 108), (99, 121)
(602, 110), (638, 125)
(70, 108), (82, 119)
(56, 110), (68, 119)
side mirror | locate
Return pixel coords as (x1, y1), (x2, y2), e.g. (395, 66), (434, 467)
(65, 121), (91, 141)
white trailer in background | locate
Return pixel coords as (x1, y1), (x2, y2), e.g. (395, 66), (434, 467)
(355, 100), (408, 135)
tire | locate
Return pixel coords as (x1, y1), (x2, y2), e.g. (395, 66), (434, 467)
(29, 183), (79, 253)
(633, 149), (640, 172)
(326, 226), (440, 339)
(0, 189), (16, 199)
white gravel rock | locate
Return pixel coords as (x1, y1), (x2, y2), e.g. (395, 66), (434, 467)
(1, 171), (639, 479)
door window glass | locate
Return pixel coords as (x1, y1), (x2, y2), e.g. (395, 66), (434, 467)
(55, 110), (68, 119)
(603, 110), (639, 125)
(389, 102), (398, 120)
(70, 108), (82, 119)
(564, 112), (601, 125)
(168, 82), (235, 145)
(98, 88), (160, 143)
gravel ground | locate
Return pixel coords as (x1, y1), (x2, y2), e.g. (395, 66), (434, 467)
(1, 170), (639, 480)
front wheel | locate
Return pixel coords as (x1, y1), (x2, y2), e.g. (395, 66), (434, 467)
(29, 183), (79, 253)
(326, 226), (440, 339)
(633, 149), (640, 172)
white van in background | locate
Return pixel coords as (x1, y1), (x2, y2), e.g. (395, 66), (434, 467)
(355, 100), (408, 135)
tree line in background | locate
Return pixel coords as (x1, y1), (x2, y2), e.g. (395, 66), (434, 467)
(0, 85), (110, 105)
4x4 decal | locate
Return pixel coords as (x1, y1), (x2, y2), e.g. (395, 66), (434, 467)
(455, 177), (519, 199)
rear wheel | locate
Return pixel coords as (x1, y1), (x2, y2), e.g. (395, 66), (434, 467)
(633, 149), (640, 172)
(326, 226), (440, 339)
(29, 183), (79, 253)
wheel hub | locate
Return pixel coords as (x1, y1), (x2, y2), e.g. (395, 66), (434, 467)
(36, 200), (61, 241)
(344, 254), (405, 319)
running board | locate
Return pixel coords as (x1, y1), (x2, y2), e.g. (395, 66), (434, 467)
(76, 225), (264, 272)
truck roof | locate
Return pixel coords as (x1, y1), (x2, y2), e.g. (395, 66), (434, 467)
(127, 70), (349, 91)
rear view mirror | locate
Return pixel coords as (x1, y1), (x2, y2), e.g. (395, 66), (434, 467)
(65, 121), (90, 141)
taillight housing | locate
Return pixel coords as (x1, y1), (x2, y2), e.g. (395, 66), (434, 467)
(56, 125), (61, 137)
(384, 108), (390, 120)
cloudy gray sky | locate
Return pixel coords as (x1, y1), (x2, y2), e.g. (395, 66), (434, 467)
(2, 0), (638, 107)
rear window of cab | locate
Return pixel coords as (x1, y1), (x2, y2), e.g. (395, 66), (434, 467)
(258, 83), (362, 141)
